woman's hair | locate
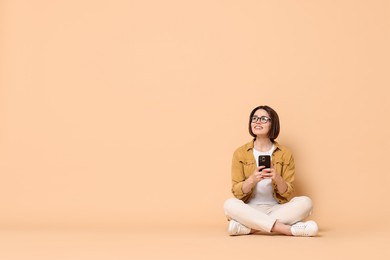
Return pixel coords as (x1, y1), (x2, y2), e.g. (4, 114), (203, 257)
(248, 105), (280, 142)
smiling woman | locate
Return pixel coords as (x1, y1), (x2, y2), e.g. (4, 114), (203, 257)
(223, 105), (318, 236)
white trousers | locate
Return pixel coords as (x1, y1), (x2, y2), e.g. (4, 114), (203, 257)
(223, 196), (313, 232)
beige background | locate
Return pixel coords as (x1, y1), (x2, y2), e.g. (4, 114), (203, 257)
(1, 0), (390, 259)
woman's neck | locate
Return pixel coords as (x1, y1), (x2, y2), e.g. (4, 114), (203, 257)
(254, 137), (273, 152)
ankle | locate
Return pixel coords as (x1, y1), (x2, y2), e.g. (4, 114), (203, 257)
(271, 221), (292, 235)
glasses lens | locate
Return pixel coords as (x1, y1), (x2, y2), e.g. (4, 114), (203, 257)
(251, 116), (258, 123)
(260, 116), (271, 123)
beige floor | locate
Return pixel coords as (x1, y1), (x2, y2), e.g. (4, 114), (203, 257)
(0, 223), (389, 260)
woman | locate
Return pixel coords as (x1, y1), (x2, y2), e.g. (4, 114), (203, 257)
(223, 105), (318, 236)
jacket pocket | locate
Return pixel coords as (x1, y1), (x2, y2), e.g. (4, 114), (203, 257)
(274, 161), (285, 174)
(241, 160), (256, 177)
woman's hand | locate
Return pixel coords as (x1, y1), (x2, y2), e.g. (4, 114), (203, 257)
(261, 164), (288, 194)
(242, 166), (267, 194)
(260, 164), (281, 181)
(242, 165), (287, 195)
(251, 166), (268, 183)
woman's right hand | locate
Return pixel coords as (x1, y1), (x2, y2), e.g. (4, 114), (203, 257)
(250, 166), (267, 184)
(242, 166), (267, 194)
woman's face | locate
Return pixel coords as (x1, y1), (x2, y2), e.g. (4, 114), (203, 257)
(251, 109), (272, 138)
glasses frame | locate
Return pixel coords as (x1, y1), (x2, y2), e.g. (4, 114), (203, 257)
(251, 115), (271, 124)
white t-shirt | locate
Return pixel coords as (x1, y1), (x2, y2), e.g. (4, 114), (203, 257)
(248, 144), (278, 205)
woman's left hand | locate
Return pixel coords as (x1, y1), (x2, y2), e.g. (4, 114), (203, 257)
(260, 164), (281, 181)
(261, 164), (287, 194)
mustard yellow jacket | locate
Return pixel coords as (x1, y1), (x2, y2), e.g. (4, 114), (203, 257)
(231, 140), (295, 204)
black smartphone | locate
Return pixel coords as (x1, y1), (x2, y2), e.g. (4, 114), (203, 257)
(258, 155), (271, 170)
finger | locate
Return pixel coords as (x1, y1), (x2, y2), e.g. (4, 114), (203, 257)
(262, 171), (273, 177)
(257, 166), (266, 172)
(254, 173), (263, 180)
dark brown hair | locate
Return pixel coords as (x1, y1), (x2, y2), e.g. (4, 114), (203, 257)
(248, 105), (280, 142)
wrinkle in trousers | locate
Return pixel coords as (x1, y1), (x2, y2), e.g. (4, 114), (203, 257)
(224, 196), (313, 232)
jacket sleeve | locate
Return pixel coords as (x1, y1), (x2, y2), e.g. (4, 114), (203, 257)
(276, 153), (295, 202)
(231, 150), (252, 201)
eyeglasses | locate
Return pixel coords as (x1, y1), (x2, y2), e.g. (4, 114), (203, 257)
(251, 116), (271, 124)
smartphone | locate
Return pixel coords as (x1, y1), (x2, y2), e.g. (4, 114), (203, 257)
(258, 155), (271, 171)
